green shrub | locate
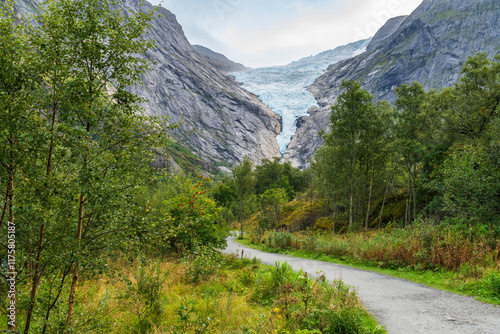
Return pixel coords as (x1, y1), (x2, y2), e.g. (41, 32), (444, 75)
(127, 257), (167, 333)
(265, 232), (294, 249)
(249, 262), (384, 333)
(482, 272), (500, 299)
(171, 299), (218, 334)
(183, 243), (223, 283)
(314, 217), (333, 231)
(160, 175), (228, 252)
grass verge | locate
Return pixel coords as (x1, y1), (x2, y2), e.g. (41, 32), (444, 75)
(18, 250), (385, 333)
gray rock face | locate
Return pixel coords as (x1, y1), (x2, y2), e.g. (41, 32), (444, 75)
(121, 0), (282, 168)
(7, 0), (41, 21)
(193, 45), (249, 74)
(287, 39), (372, 68)
(285, 0), (500, 169)
(366, 16), (407, 52)
(12, 0), (282, 169)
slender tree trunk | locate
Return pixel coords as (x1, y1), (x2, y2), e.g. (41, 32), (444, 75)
(379, 164), (396, 228)
(332, 209), (336, 235)
(412, 164), (417, 222)
(42, 267), (71, 334)
(24, 224), (44, 334)
(25, 99), (58, 334)
(0, 184), (8, 226)
(365, 153), (376, 230)
(362, 153), (370, 227)
(239, 192), (243, 238)
(404, 162), (412, 226)
(66, 193), (84, 331)
(349, 137), (356, 228)
(66, 120), (90, 331)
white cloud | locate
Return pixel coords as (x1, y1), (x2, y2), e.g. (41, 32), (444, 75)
(149, 0), (423, 68)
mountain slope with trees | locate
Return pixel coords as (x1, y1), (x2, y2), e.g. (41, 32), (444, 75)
(233, 54), (500, 312)
(286, 0), (500, 169)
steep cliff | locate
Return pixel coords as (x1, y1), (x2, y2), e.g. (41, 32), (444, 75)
(10, 0), (282, 170)
(121, 0), (281, 169)
(285, 0), (500, 169)
(365, 16), (407, 52)
(193, 45), (249, 74)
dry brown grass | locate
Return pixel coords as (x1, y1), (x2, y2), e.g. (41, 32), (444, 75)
(263, 223), (500, 274)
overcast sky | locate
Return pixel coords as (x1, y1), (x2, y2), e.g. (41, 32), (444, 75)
(148, 0), (423, 68)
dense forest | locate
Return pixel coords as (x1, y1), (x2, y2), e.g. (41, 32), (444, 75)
(0, 0), (233, 332)
(1, 0), (499, 332)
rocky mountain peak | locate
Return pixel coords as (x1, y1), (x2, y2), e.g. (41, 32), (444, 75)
(366, 15), (407, 52)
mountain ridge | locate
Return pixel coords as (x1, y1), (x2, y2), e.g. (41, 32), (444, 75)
(116, 0), (283, 171)
(193, 45), (249, 74)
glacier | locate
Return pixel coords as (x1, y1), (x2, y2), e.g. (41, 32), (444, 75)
(231, 38), (372, 154)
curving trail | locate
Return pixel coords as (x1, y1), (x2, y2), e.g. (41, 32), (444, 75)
(223, 236), (500, 334)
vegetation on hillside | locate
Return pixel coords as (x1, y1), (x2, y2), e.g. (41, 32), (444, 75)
(221, 53), (499, 236)
(311, 54), (500, 230)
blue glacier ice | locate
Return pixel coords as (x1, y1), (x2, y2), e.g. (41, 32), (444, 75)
(231, 38), (371, 154)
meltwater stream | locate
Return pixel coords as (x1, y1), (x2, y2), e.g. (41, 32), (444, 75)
(231, 38), (371, 154)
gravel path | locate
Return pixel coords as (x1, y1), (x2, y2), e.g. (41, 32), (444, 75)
(223, 236), (500, 334)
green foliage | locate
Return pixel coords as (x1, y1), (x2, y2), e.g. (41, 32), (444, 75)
(260, 222), (500, 273)
(260, 188), (288, 228)
(232, 156), (257, 236)
(265, 232), (296, 250)
(440, 146), (500, 224)
(161, 175), (226, 251)
(133, 174), (228, 256)
(418, 53), (500, 223)
(312, 54), (500, 233)
(127, 257), (167, 332)
(251, 214), (271, 244)
(250, 262), (385, 333)
(313, 80), (396, 230)
(215, 156), (309, 239)
(183, 242), (223, 283)
(255, 157), (309, 199)
(481, 272), (500, 300)
(314, 217), (334, 231)
(171, 299), (218, 334)
(0, 0), (177, 331)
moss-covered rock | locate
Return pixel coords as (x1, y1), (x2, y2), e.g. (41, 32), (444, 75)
(368, 189), (408, 228)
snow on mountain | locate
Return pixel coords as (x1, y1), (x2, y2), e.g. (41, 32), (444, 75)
(231, 38), (371, 154)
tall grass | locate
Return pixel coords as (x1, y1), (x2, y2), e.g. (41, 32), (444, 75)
(257, 221), (500, 303)
(263, 222), (500, 272)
